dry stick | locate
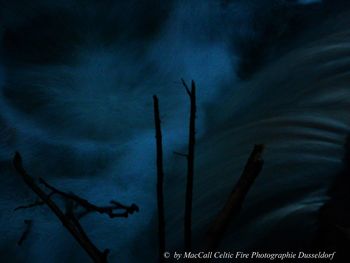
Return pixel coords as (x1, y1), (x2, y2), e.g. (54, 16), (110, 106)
(204, 144), (265, 250)
(153, 95), (166, 262)
(15, 200), (45, 211)
(14, 192), (56, 211)
(13, 152), (109, 263)
(17, 219), (32, 246)
(182, 79), (196, 250)
(38, 178), (138, 219)
(14, 182), (138, 220)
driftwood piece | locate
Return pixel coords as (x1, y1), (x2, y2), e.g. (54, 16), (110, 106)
(204, 144), (265, 250)
(181, 79), (197, 250)
(153, 95), (166, 262)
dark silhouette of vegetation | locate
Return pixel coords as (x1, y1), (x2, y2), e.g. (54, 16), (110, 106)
(17, 219), (32, 246)
(15, 199), (46, 211)
(153, 79), (197, 260)
(204, 144), (265, 250)
(14, 80), (264, 262)
(182, 79), (197, 251)
(154, 80), (264, 261)
(153, 95), (166, 263)
(39, 178), (138, 219)
(13, 152), (138, 263)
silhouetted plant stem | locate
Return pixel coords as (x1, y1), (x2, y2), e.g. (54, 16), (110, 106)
(204, 144), (265, 250)
(182, 79), (196, 250)
(14, 199), (45, 211)
(153, 95), (166, 262)
(17, 219), (32, 246)
(38, 178), (138, 218)
(13, 152), (113, 263)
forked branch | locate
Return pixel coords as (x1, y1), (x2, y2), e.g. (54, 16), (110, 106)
(13, 152), (138, 263)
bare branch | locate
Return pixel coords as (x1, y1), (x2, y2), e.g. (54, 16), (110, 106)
(153, 95), (166, 262)
(181, 78), (191, 97)
(204, 144), (265, 250)
(13, 152), (111, 263)
(15, 200), (45, 211)
(17, 219), (32, 246)
(182, 79), (197, 250)
(38, 178), (139, 219)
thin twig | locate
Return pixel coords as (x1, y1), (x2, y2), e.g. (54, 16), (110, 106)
(204, 144), (265, 250)
(153, 95), (166, 262)
(181, 79), (192, 97)
(14, 192), (56, 211)
(182, 79), (196, 250)
(38, 178), (139, 218)
(14, 200), (45, 211)
(173, 151), (188, 158)
(13, 152), (109, 263)
(17, 219), (33, 246)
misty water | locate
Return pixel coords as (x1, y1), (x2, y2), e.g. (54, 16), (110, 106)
(0, 1), (350, 262)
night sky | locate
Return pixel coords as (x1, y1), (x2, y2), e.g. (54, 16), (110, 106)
(1, 0), (350, 262)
